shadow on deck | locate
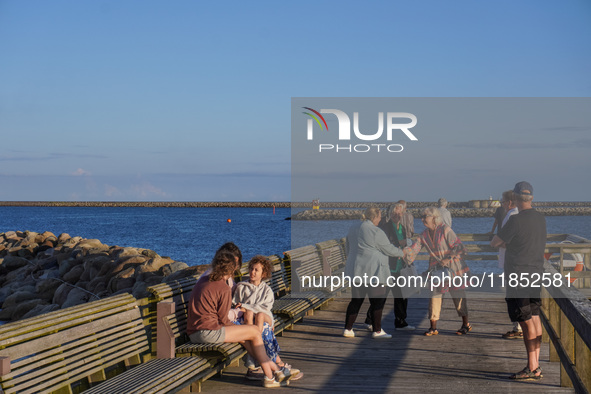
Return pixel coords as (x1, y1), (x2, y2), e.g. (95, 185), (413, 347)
(201, 292), (574, 393)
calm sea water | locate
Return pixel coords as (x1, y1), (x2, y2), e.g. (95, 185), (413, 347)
(1, 207), (589, 268)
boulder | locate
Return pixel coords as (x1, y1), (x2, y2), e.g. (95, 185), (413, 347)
(164, 265), (209, 283)
(36, 277), (63, 300)
(112, 256), (147, 275)
(131, 281), (150, 299)
(12, 299), (49, 321)
(61, 288), (92, 309)
(75, 239), (104, 249)
(135, 257), (168, 275)
(2, 290), (38, 308)
(53, 283), (73, 306)
(57, 233), (71, 243)
(22, 303), (60, 319)
(58, 259), (77, 276)
(140, 249), (159, 259)
(2, 255), (32, 270)
(110, 277), (135, 292)
(63, 265), (85, 284)
(169, 261), (189, 273)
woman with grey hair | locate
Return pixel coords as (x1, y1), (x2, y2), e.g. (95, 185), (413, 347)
(343, 206), (407, 339)
(408, 206), (471, 336)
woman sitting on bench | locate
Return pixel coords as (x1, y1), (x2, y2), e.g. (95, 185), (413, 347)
(186, 250), (295, 388)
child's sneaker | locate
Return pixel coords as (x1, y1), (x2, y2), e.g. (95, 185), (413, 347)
(263, 376), (288, 388)
(245, 367), (265, 381)
(274, 365), (299, 382)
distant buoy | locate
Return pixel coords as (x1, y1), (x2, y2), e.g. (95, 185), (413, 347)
(227, 219), (232, 223)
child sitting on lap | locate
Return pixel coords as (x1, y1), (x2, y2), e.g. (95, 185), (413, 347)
(233, 255), (275, 331)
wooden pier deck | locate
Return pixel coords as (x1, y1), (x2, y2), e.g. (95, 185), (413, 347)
(201, 293), (574, 393)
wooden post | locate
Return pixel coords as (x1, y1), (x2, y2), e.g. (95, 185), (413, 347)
(575, 331), (591, 391)
(541, 296), (549, 344)
(560, 310), (574, 388)
(321, 249), (332, 276)
(549, 298), (560, 363)
(0, 356), (11, 376)
(157, 301), (176, 359)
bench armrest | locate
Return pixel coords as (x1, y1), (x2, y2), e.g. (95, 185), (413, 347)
(157, 301), (176, 359)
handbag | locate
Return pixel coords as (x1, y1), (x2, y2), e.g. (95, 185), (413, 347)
(429, 265), (451, 293)
(399, 263), (421, 299)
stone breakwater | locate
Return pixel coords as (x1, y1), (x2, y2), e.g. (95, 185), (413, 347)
(0, 201), (589, 208)
(0, 231), (209, 322)
(292, 207), (591, 220)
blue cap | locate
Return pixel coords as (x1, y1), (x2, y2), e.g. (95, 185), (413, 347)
(513, 181), (533, 196)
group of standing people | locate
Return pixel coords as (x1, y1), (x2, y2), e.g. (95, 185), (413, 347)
(343, 198), (472, 338)
(186, 243), (302, 388)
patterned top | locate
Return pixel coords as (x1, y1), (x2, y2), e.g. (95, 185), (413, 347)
(408, 224), (469, 289)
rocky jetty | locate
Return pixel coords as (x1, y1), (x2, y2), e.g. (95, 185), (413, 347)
(0, 231), (209, 322)
(293, 207), (591, 220)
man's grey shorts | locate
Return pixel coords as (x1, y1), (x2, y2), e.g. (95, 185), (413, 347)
(189, 327), (226, 344)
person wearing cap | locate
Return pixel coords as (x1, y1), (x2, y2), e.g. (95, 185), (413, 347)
(495, 190), (522, 339)
(438, 198), (452, 228)
(491, 181), (546, 381)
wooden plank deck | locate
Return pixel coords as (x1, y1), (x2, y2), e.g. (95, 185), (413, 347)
(201, 292), (574, 393)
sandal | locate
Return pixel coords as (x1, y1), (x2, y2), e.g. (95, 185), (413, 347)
(456, 324), (472, 335)
(424, 328), (439, 336)
(502, 329), (523, 339)
(533, 366), (543, 378)
(510, 367), (541, 380)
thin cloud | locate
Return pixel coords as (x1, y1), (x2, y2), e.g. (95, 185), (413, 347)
(455, 142), (574, 149)
(72, 168), (91, 176)
(0, 152), (108, 162)
(129, 182), (169, 199)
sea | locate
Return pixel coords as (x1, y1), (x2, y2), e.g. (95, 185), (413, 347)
(1, 207), (589, 271)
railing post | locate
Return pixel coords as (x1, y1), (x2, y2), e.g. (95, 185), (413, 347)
(560, 310), (575, 388)
(549, 298), (560, 363)
(575, 331), (591, 390)
(541, 296), (549, 344)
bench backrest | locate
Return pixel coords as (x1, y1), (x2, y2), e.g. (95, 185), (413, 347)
(147, 275), (200, 346)
(0, 293), (148, 394)
(284, 245), (324, 292)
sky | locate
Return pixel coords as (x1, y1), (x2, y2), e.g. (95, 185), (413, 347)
(1, 0), (590, 202)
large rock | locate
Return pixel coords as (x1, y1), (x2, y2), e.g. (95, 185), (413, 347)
(22, 303), (61, 319)
(61, 288), (92, 309)
(112, 256), (147, 275)
(53, 283), (74, 306)
(135, 257), (168, 275)
(11, 299), (49, 321)
(2, 291), (38, 308)
(63, 265), (85, 284)
(57, 232), (71, 242)
(2, 255), (32, 270)
(164, 265), (209, 283)
(36, 278), (63, 300)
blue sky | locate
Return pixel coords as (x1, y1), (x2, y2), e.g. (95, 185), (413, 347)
(1, 1), (590, 201)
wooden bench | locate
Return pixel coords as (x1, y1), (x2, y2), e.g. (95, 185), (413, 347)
(282, 245), (336, 314)
(0, 293), (209, 394)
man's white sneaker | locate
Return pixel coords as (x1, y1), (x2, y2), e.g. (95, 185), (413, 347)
(372, 329), (392, 339)
(365, 324), (373, 332)
(396, 325), (416, 331)
(343, 329), (355, 338)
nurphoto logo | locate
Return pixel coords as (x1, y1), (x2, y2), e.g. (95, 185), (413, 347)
(302, 107), (418, 153)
